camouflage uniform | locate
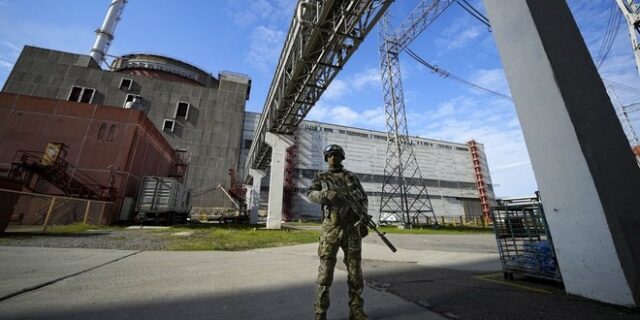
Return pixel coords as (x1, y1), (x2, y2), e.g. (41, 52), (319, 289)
(308, 164), (368, 320)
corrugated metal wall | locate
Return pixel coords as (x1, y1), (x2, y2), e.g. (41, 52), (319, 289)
(240, 112), (494, 220)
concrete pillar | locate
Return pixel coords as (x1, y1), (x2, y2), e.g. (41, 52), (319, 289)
(484, 0), (640, 307)
(245, 169), (266, 225)
(264, 132), (294, 229)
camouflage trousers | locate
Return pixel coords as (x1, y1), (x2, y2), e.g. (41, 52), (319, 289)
(314, 220), (366, 319)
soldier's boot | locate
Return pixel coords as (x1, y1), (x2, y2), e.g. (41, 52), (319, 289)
(315, 256), (336, 316)
(314, 285), (331, 318)
(345, 252), (366, 320)
(349, 308), (368, 320)
(348, 284), (367, 320)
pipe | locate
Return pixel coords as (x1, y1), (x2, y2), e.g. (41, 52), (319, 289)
(297, 0), (315, 26)
(90, 0), (127, 66)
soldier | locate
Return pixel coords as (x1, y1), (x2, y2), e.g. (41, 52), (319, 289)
(307, 144), (369, 320)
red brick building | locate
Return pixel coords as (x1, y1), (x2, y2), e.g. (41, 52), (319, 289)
(0, 92), (182, 222)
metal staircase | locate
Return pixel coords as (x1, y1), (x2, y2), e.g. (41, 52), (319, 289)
(468, 140), (491, 222)
(283, 135), (298, 221)
(9, 150), (114, 201)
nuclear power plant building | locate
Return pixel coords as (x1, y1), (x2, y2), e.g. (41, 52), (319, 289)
(1, 46), (250, 219)
(239, 112), (495, 221)
(1, 45), (494, 222)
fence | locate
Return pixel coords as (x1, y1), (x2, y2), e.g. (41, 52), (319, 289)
(429, 215), (492, 228)
(0, 188), (114, 232)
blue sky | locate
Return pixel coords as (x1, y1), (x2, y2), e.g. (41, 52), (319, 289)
(1, 0), (639, 197)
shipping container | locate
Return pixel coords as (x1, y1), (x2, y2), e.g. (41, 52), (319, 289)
(135, 176), (191, 225)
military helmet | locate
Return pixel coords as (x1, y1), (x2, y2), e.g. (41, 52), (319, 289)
(323, 144), (345, 162)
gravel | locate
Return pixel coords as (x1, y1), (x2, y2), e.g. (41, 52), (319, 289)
(0, 229), (170, 251)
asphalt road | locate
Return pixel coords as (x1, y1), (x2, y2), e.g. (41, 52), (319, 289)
(0, 232), (638, 319)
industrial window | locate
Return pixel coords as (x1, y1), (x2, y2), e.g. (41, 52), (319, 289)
(80, 88), (94, 103)
(244, 139), (253, 149)
(69, 87), (82, 102)
(163, 119), (175, 133)
(126, 94), (136, 102)
(107, 124), (116, 141)
(97, 123), (116, 142)
(119, 78), (133, 90)
(304, 124), (318, 131)
(323, 128), (333, 133)
(346, 130), (369, 138)
(97, 123), (108, 141)
(456, 147), (469, 151)
(123, 94), (136, 107)
(68, 86), (95, 103)
(175, 101), (190, 120)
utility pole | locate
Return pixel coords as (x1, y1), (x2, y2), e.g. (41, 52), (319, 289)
(377, 0), (453, 227)
(615, 0), (640, 78)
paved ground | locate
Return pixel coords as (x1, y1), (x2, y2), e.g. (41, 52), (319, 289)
(0, 232), (638, 319)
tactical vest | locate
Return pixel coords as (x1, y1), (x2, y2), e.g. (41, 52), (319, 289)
(317, 170), (365, 225)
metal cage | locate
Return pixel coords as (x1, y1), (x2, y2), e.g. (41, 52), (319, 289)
(491, 194), (562, 282)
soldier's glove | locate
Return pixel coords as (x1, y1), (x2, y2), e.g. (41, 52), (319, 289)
(321, 190), (344, 206)
(355, 221), (369, 238)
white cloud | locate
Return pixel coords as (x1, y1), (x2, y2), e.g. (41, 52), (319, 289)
(467, 68), (512, 98)
(435, 16), (483, 53)
(323, 79), (350, 100)
(446, 26), (481, 50)
(351, 68), (380, 90)
(227, 0), (273, 28)
(328, 106), (360, 125)
(0, 22), (93, 56)
(226, 0), (296, 28)
(0, 39), (20, 52)
(321, 68), (380, 102)
(245, 25), (285, 73)
(306, 103), (385, 129)
(407, 93), (536, 197)
(361, 107), (386, 128)
(273, 0), (298, 15)
(316, 67), (382, 102)
(0, 59), (12, 70)
(0, 39), (20, 72)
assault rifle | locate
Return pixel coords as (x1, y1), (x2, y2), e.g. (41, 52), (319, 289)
(341, 183), (397, 253)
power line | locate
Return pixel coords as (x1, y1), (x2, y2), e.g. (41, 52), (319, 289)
(406, 47), (513, 101)
(596, 1), (623, 68)
(454, 0), (490, 28)
(603, 78), (640, 95)
(459, 0), (489, 23)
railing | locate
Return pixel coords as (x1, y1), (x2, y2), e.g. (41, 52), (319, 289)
(244, 0), (393, 181)
(9, 150), (114, 200)
(0, 188), (114, 232)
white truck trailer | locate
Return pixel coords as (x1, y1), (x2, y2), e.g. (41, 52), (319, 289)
(135, 176), (191, 225)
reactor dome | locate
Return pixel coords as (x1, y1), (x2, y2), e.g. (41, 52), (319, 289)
(110, 53), (216, 87)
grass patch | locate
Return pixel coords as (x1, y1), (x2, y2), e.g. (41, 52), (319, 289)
(162, 224), (320, 251)
(46, 223), (115, 233)
(377, 225), (493, 235)
(284, 221), (322, 227)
